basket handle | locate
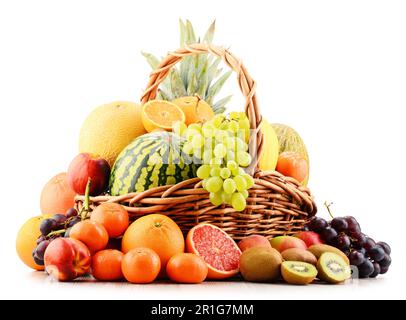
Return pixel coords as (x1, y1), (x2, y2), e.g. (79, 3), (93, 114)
(140, 43), (263, 174)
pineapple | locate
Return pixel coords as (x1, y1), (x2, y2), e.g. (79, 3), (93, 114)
(142, 20), (232, 114)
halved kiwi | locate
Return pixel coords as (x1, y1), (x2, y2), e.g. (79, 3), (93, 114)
(281, 261), (318, 285)
(308, 244), (350, 265)
(317, 252), (351, 284)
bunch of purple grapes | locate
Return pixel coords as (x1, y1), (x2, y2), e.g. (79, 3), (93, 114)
(32, 208), (81, 266)
(307, 215), (391, 278)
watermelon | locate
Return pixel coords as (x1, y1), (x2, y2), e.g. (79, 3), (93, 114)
(109, 131), (197, 195)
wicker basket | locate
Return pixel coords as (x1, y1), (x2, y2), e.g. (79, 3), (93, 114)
(75, 43), (317, 240)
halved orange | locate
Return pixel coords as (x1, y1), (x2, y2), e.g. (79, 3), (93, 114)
(172, 96), (214, 125)
(141, 100), (186, 132)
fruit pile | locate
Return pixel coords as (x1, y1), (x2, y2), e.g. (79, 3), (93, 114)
(15, 20), (391, 285)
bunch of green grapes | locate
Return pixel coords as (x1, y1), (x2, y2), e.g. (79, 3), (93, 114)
(173, 112), (254, 211)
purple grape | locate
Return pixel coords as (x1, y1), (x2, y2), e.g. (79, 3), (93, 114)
(369, 262), (381, 278)
(345, 216), (361, 233)
(52, 214), (67, 225)
(349, 250), (365, 266)
(66, 208), (78, 218)
(358, 259), (374, 278)
(351, 232), (366, 249)
(320, 227), (338, 243)
(379, 254), (391, 268)
(33, 255), (44, 266)
(357, 247), (366, 255)
(331, 217), (348, 232)
(36, 235), (46, 245)
(335, 234), (351, 251)
(368, 246), (385, 262)
(40, 219), (57, 236)
(34, 240), (50, 260)
(307, 217), (328, 232)
(363, 237), (376, 251)
(380, 266), (389, 274)
(67, 216), (81, 228)
(377, 241), (391, 255)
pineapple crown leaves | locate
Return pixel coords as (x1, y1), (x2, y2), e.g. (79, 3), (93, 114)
(141, 19), (232, 114)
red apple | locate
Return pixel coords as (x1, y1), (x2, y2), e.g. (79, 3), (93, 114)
(269, 236), (289, 252)
(238, 235), (272, 252)
(294, 231), (324, 247)
(67, 153), (110, 196)
(44, 238), (91, 281)
(276, 236), (307, 253)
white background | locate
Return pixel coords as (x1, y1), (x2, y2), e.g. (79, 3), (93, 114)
(1, 0), (405, 300)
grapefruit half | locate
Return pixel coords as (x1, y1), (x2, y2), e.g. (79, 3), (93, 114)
(186, 224), (241, 280)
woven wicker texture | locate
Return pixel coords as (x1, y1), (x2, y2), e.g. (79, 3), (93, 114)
(75, 43), (317, 240)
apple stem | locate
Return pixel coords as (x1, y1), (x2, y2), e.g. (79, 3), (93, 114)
(324, 201), (335, 219)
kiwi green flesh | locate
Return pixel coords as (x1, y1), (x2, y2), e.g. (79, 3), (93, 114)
(317, 252), (351, 284)
(281, 261), (317, 285)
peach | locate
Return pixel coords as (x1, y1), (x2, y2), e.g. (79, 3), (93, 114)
(269, 236), (289, 252)
(294, 231), (324, 247)
(238, 235), (272, 252)
(279, 236), (307, 252)
(67, 153), (110, 196)
(44, 238), (91, 281)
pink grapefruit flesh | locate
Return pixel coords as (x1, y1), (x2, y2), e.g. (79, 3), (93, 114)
(186, 224), (241, 280)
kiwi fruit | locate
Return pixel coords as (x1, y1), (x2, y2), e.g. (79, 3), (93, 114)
(240, 247), (283, 282)
(282, 248), (317, 265)
(317, 252), (351, 284)
(308, 244), (350, 265)
(281, 261), (318, 285)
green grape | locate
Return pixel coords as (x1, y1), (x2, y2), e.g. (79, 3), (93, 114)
(233, 175), (247, 192)
(172, 121), (187, 136)
(225, 136), (235, 149)
(222, 191), (233, 205)
(212, 114), (225, 127)
(189, 123), (202, 132)
(209, 157), (222, 166)
(220, 167), (231, 179)
(241, 189), (249, 199)
(197, 165), (211, 179)
(243, 174), (254, 189)
(202, 150), (213, 164)
(229, 111), (241, 121)
(231, 192), (246, 211)
(214, 144), (227, 158)
(191, 134), (204, 149)
(182, 142), (193, 155)
(202, 123), (216, 138)
(238, 167), (246, 175)
(186, 129), (200, 142)
(226, 150), (236, 162)
(202, 178), (207, 189)
(223, 178), (236, 194)
(209, 192), (223, 206)
(228, 120), (239, 133)
(210, 166), (221, 177)
(235, 137), (248, 152)
(238, 117), (250, 130)
(193, 148), (202, 159)
(237, 151), (251, 167)
(227, 160), (238, 171)
(205, 177), (223, 193)
(215, 130), (228, 142)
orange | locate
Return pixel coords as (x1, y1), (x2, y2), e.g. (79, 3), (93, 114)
(166, 253), (208, 284)
(40, 172), (76, 215)
(141, 100), (185, 132)
(276, 151), (309, 184)
(172, 96), (214, 125)
(91, 249), (124, 281)
(70, 220), (109, 254)
(90, 203), (129, 238)
(121, 248), (161, 284)
(16, 215), (51, 270)
(79, 101), (147, 167)
(122, 214), (184, 276)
